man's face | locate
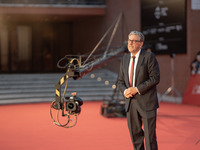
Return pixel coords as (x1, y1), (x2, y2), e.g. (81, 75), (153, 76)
(128, 34), (143, 54)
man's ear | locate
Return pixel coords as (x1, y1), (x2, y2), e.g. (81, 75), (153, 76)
(140, 42), (144, 48)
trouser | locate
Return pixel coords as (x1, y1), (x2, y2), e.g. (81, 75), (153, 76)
(126, 100), (158, 150)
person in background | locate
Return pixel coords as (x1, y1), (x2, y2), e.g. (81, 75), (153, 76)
(118, 31), (160, 150)
(191, 51), (200, 75)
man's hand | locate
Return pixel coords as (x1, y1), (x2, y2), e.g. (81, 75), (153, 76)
(124, 87), (138, 98)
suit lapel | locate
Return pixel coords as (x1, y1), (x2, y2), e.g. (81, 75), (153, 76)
(125, 54), (131, 86)
(135, 50), (145, 85)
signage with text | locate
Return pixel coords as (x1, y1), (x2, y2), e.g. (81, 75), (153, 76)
(141, 0), (186, 54)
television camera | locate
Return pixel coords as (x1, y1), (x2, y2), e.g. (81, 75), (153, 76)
(50, 57), (83, 128)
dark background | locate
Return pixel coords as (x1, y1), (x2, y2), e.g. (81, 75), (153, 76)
(141, 0), (186, 54)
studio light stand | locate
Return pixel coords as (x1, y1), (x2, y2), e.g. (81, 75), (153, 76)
(159, 53), (182, 103)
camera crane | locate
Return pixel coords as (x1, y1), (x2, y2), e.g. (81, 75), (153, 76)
(50, 13), (128, 128)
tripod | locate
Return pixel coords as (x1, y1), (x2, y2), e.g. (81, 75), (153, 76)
(159, 53), (182, 103)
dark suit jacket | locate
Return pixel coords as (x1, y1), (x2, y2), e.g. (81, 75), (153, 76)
(118, 50), (160, 112)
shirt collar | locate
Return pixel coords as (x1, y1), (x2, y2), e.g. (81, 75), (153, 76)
(131, 49), (141, 58)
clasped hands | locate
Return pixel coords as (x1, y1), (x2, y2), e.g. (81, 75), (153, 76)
(124, 87), (138, 98)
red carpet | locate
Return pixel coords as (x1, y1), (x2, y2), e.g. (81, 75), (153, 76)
(0, 101), (200, 150)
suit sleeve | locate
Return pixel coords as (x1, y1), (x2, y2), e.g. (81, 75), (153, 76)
(137, 53), (160, 95)
(117, 56), (128, 97)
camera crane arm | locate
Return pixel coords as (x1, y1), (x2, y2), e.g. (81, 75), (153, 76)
(50, 45), (127, 128)
(50, 12), (127, 128)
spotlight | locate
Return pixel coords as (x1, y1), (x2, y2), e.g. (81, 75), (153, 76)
(90, 74), (95, 78)
(97, 77), (102, 81)
(105, 80), (109, 85)
(112, 84), (116, 89)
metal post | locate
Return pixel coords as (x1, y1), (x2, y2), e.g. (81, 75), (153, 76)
(159, 54), (182, 103)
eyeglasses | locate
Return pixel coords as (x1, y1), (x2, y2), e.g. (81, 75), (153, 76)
(128, 39), (141, 43)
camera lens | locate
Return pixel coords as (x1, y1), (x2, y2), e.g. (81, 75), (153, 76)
(68, 102), (74, 109)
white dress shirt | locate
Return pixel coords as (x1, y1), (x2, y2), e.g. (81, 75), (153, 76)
(123, 50), (141, 96)
(129, 49), (141, 87)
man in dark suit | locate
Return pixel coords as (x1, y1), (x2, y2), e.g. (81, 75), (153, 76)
(118, 31), (160, 150)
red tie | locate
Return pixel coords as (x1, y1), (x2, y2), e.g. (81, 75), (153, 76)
(130, 56), (135, 87)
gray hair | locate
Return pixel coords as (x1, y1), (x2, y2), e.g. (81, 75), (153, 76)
(128, 31), (145, 42)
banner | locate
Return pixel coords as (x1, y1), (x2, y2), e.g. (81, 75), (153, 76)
(183, 74), (200, 106)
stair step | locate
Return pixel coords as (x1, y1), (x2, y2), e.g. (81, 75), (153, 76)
(0, 69), (124, 104)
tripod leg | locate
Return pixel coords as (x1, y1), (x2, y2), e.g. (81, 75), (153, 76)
(159, 87), (172, 102)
